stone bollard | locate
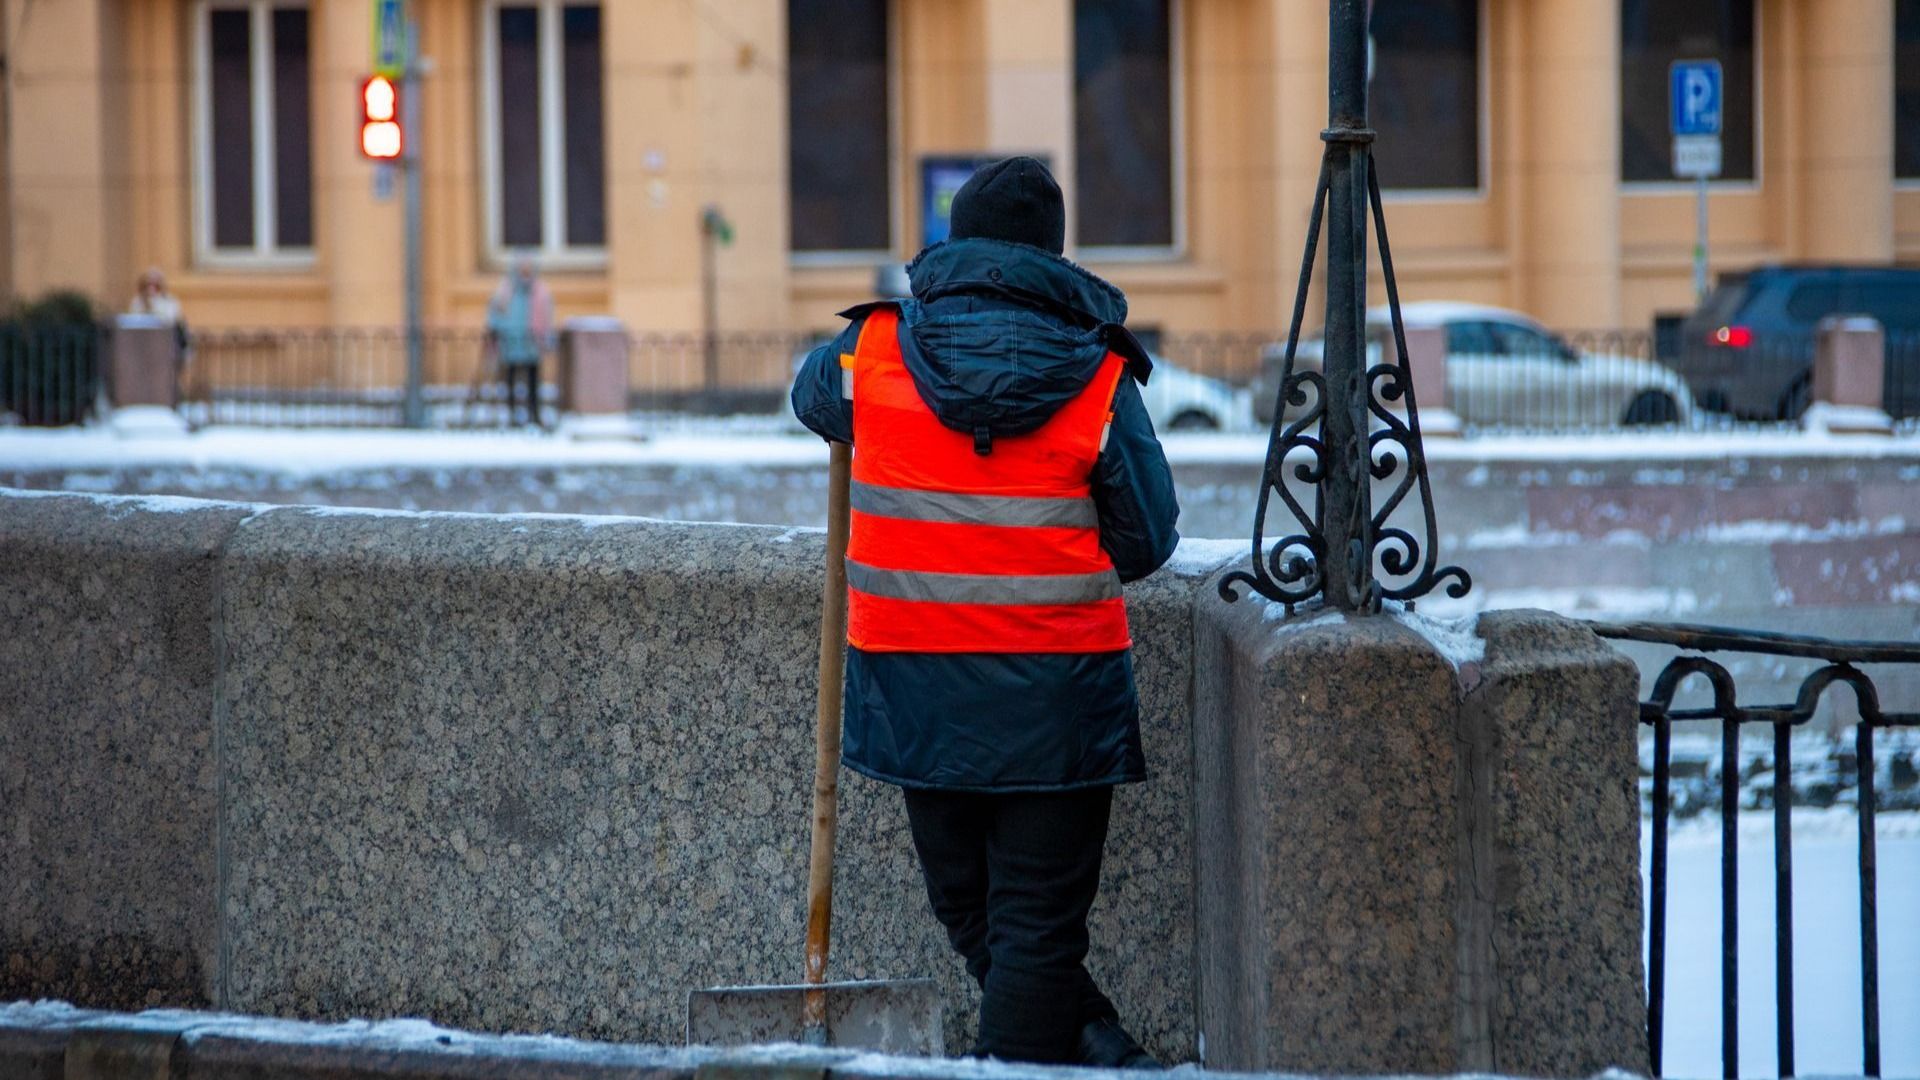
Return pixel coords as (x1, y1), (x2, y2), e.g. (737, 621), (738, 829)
(558, 316), (635, 439)
(1192, 599), (1647, 1075)
(1399, 324), (1459, 436)
(1805, 314), (1891, 435)
(108, 314), (189, 435)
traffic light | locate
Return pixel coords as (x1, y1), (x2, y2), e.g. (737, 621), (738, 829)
(360, 75), (402, 160)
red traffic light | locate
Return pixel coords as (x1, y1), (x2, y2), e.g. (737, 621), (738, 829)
(360, 75), (402, 160)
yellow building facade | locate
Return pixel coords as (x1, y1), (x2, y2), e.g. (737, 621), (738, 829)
(1, 0), (1914, 344)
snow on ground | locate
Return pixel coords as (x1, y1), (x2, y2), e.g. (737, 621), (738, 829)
(0, 425), (834, 474)
(1161, 428), (1920, 465)
(1647, 809), (1920, 1079)
(2, 423), (1918, 476)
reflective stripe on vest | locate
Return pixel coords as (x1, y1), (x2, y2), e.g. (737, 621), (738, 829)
(845, 307), (1132, 654)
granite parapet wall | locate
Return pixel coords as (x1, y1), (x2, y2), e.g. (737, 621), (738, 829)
(0, 493), (258, 1012)
(0, 491), (1229, 1061)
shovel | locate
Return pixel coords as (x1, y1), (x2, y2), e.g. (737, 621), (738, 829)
(687, 440), (943, 1054)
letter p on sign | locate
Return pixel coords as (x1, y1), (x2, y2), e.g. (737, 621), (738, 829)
(1670, 60), (1723, 137)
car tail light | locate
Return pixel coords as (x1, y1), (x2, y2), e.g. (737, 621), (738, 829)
(1710, 325), (1753, 348)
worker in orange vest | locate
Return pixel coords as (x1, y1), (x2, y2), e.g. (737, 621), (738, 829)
(792, 157), (1178, 1066)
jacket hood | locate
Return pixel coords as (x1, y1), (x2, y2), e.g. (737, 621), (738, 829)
(906, 237), (1128, 324)
(852, 238), (1151, 446)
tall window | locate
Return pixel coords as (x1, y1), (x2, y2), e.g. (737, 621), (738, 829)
(1899, 0), (1920, 180)
(483, 2), (605, 259)
(1620, 0), (1757, 183)
(1074, 0), (1176, 249)
(1370, 0), (1480, 191)
(195, 1), (312, 261)
(788, 0), (890, 254)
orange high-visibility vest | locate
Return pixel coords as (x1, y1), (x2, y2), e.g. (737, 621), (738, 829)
(842, 307), (1132, 654)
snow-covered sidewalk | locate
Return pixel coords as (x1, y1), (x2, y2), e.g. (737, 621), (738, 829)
(2, 422), (1918, 477)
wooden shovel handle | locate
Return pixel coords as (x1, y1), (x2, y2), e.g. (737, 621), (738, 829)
(803, 441), (852, 1026)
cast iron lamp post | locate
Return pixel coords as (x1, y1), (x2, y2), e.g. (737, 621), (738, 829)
(1221, 0), (1470, 614)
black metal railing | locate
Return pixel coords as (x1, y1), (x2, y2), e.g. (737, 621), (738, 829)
(178, 327), (821, 429)
(1888, 331), (1920, 424)
(68, 323), (1918, 434)
(0, 321), (103, 427)
(1591, 619), (1920, 1079)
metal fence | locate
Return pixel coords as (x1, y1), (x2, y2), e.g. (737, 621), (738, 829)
(1889, 331), (1920, 423)
(176, 327), (819, 429)
(0, 322), (103, 427)
(8, 322), (1915, 434)
(1591, 620), (1920, 1079)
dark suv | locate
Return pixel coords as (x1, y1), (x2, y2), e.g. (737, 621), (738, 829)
(1672, 265), (1920, 419)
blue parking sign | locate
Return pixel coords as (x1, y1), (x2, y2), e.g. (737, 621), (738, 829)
(1670, 60), (1723, 137)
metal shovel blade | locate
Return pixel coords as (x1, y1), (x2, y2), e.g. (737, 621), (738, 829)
(686, 979), (943, 1055)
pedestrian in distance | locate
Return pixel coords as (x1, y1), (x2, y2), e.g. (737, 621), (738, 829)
(128, 266), (191, 400)
(485, 255), (555, 427)
(791, 156), (1179, 1067)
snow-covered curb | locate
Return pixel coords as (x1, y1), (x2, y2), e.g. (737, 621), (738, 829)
(3, 424), (1917, 477)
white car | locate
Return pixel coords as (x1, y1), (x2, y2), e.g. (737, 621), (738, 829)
(1140, 356), (1251, 432)
(1262, 302), (1696, 428)
(785, 346), (1251, 434)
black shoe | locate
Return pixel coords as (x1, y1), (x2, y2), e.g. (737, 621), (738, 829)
(1078, 1017), (1162, 1069)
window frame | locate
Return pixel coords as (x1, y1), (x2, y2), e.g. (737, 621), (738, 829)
(1619, 0), (1765, 194)
(1074, 0), (1187, 262)
(1375, 0), (1491, 202)
(191, 0), (315, 270)
(478, 0), (608, 271)
(787, 0), (902, 267)
(1897, 0), (1920, 187)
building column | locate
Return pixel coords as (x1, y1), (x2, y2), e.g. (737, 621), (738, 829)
(3, 0), (116, 305)
(318, 0), (402, 327)
(603, 1), (703, 332)
(980, 0), (1074, 241)
(1511, 0), (1621, 328)
(1789, 0), (1894, 262)
(1268, 0), (1329, 327)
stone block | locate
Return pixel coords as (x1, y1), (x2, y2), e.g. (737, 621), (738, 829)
(0, 492), (251, 1011)
(1812, 315), (1886, 411)
(211, 506), (1212, 1059)
(109, 315), (180, 409)
(1193, 601), (1459, 1072)
(176, 1018), (707, 1080)
(0, 1003), (109, 1080)
(560, 318), (632, 415)
(1400, 324), (1459, 437)
(1468, 610), (1648, 1076)
(1193, 594), (1646, 1075)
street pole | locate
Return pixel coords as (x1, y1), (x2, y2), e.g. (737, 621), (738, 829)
(701, 206), (720, 405)
(1693, 173), (1709, 302)
(401, 16), (426, 429)
(1321, 0), (1372, 611)
(1219, 0), (1469, 613)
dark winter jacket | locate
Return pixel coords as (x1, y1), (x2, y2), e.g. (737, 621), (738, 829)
(791, 237), (1180, 791)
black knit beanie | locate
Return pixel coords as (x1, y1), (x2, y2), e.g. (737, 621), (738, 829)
(948, 156), (1066, 255)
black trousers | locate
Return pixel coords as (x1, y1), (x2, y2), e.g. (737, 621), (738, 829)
(901, 786), (1119, 1064)
(503, 364), (540, 424)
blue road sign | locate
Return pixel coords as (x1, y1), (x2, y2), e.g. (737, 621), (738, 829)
(1670, 60), (1723, 137)
(373, 0), (407, 79)
(919, 153), (1050, 248)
